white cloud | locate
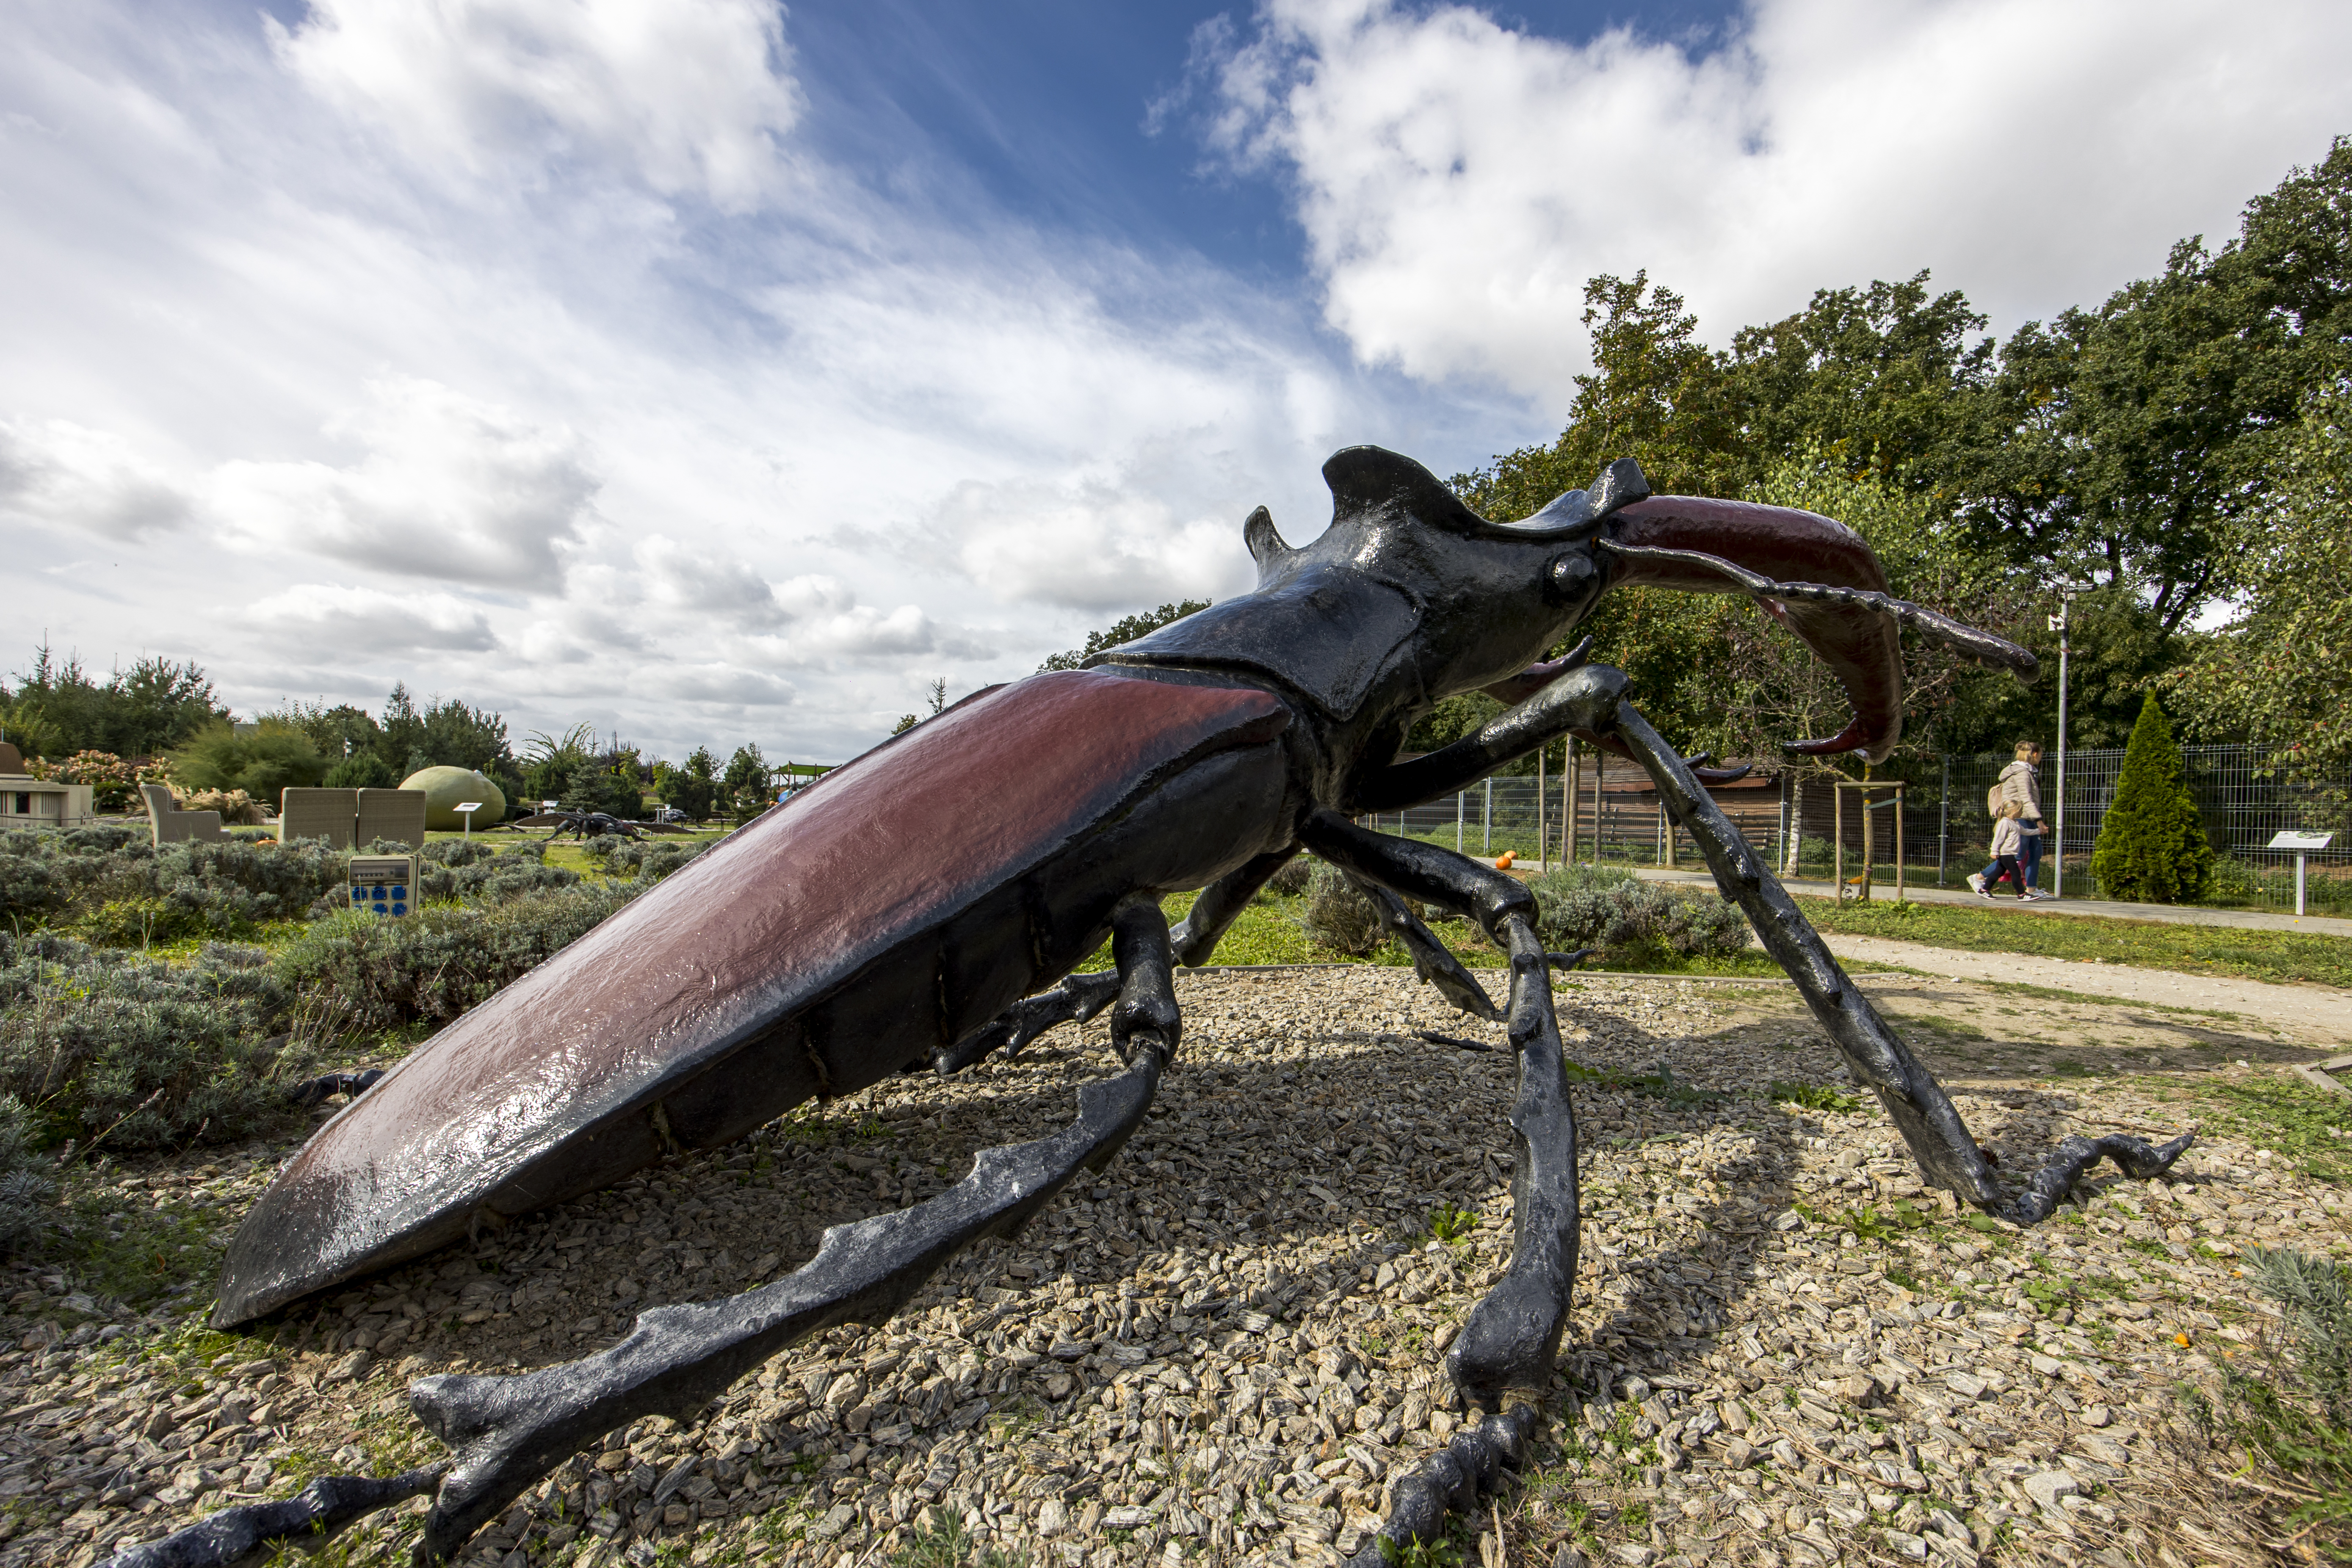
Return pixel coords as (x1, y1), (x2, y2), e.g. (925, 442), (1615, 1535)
(938, 472), (1255, 612)
(270, 0), (801, 211)
(208, 377), (600, 588)
(633, 534), (787, 627)
(244, 583), (500, 652)
(1193, 0), (2352, 401)
(518, 619), (595, 664)
(639, 663), (796, 706)
(0, 417), (193, 539)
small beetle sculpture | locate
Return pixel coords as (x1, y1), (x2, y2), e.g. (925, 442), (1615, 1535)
(120, 448), (2191, 1568)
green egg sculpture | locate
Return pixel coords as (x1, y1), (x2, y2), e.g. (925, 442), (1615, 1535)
(401, 766), (507, 831)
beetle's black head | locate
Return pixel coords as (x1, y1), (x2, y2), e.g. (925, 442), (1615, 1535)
(1094, 445), (1645, 730)
(1250, 445), (1648, 699)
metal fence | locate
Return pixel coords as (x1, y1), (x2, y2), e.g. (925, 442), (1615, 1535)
(1364, 743), (2349, 915)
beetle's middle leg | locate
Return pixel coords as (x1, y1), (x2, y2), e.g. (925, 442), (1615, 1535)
(1300, 811), (1570, 1556)
(937, 843), (1497, 1078)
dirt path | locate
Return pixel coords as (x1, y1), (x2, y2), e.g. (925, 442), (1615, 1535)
(1823, 932), (2352, 1046)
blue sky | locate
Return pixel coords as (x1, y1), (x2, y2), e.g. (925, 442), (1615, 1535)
(3, 0), (2344, 763)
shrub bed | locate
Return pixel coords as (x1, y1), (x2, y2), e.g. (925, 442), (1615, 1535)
(273, 885), (634, 1039)
(1527, 863), (1750, 964)
(0, 933), (308, 1152)
(0, 826), (346, 941)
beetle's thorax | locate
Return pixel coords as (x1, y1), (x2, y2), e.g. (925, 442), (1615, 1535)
(1093, 446), (1633, 799)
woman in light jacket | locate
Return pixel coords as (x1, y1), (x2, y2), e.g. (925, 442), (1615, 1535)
(1999, 740), (2047, 895)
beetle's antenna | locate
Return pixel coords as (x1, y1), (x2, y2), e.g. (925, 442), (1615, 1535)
(1594, 538), (2038, 680)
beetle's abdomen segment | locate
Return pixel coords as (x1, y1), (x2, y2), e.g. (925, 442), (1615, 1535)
(214, 671), (1290, 1327)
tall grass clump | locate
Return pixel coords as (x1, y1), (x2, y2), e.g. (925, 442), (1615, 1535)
(2187, 1246), (2352, 1552)
(1299, 861), (1385, 956)
(1527, 862), (1749, 965)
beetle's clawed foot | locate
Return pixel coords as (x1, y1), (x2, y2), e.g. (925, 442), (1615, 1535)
(287, 1067), (384, 1107)
(933, 971), (1121, 1074)
(94, 1466), (443, 1568)
(1348, 1406), (1539, 1568)
(1357, 877), (1502, 1020)
(2004, 1127), (2198, 1225)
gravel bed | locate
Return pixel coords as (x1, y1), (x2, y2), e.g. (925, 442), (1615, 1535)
(0, 966), (2335, 1568)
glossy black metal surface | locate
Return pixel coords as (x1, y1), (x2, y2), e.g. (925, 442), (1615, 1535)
(153, 446), (2178, 1567)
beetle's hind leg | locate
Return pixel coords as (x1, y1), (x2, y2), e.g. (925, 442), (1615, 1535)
(121, 902), (1189, 1568)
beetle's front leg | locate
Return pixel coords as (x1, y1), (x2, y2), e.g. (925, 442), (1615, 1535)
(1598, 688), (2193, 1217)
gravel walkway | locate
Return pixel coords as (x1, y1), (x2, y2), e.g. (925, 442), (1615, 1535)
(0, 966), (2335, 1568)
(1821, 934), (2352, 1041)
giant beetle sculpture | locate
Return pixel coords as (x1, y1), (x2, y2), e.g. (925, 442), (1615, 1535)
(117, 448), (2192, 1568)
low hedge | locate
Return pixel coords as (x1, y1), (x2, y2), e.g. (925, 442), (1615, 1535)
(1527, 863), (1749, 963)
(0, 826), (346, 940)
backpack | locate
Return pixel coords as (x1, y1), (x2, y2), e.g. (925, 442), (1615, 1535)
(1987, 780), (2005, 817)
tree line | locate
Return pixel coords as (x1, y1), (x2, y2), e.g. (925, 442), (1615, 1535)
(1023, 144), (2346, 799)
(1426, 136), (2350, 786)
(0, 659), (787, 824)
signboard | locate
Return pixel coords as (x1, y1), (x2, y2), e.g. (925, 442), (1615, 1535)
(350, 853), (417, 917)
(2269, 831), (2337, 851)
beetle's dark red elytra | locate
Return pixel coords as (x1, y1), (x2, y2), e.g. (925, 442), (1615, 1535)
(213, 669), (1291, 1328)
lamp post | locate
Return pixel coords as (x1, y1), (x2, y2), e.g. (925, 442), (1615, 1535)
(2048, 589), (2077, 899)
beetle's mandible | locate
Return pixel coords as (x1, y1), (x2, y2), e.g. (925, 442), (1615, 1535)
(116, 448), (2191, 1568)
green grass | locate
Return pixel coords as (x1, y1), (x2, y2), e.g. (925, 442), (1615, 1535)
(61, 1186), (225, 1305)
(1074, 887), (1795, 978)
(1565, 1060), (1729, 1106)
(1770, 1080), (1864, 1113)
(1799, 893), (2352, 990)
(890, 1511), (1030, 1568)
(2159, 1074), (2352, 1182)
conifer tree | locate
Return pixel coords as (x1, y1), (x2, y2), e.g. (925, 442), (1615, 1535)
(2090, 694), (2212, 903)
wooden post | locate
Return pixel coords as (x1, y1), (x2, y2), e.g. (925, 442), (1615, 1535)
(1537, 747), (1547, 873)
(1591, 751), (1603, 864)
(1834, 783), (1845, 899)
(1860, 777), (1874, 904)
(1562, 742), (1575, 871)
(1564, 741), (1579, 863)
(1895, 781), (1907, 902)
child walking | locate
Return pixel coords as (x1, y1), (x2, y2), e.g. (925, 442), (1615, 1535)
(1969, 802), (2038, 899)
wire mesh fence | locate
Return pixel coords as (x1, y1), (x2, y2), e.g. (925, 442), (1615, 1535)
(1363, 743), (2349, 915)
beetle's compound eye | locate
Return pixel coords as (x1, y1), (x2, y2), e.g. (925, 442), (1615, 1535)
(1548, 552), (1597, 600)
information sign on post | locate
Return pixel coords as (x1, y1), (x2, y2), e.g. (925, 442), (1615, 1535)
(2268, 830), (2336, 918)
(457, 801), (483, 840)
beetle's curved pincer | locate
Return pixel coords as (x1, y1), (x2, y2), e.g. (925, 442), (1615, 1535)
(1595, 496), (2037, 762)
